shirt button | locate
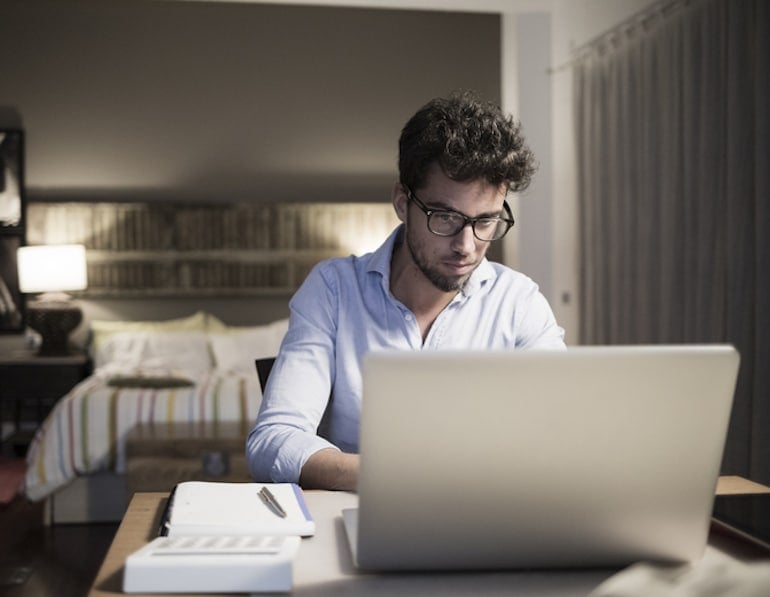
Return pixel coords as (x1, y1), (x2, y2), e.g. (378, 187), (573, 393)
(405, 314), (413, 321)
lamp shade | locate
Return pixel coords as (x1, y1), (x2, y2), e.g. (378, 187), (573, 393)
(17, 244), (88, 294)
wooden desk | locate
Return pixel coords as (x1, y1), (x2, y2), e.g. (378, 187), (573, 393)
(715, 475), (770, 495)
(90, 477), (770, 596)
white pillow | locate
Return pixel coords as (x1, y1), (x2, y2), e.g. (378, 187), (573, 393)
(94, 331), (146, 369)
(95, 330), (214, 371)
(90, 311), (226, 359)
(142, 331), (214, 371)
(209, 319), (289, 373)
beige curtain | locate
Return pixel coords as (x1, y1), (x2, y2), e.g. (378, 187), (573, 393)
(574, 0), (769, 483)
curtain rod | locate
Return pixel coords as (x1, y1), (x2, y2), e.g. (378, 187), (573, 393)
(547, 0), (691, 74)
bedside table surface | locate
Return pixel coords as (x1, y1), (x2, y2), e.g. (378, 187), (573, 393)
(0, 350), (91, 366)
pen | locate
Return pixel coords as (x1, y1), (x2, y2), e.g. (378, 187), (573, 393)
(259, 486), (287, 518)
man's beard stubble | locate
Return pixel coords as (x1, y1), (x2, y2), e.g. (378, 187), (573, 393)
(405, 229), (473, 293)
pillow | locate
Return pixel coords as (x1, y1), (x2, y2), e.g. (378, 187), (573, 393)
(90, 311), (226, 367)
(209, 319), (289, 373)
(93, 331), (146, 369)
(94, 330), (214, 371)
(142, 331), (214, 371)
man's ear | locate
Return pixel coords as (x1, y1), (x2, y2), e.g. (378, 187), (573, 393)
(392, 182), (409, 223)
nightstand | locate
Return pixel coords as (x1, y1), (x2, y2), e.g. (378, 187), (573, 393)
(0, 352), (92, 454)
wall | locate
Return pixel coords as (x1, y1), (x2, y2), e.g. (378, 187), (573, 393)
(0, 0), (499, 204)
(513, 12), (553, 304)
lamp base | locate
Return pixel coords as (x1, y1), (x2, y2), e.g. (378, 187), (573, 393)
(26, 299), (83, 356)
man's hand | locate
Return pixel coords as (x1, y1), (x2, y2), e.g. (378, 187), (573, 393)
(299, 448), (359, 491)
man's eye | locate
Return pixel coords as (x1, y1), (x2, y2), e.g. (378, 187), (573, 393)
(437, 212), (462, 224)
(476, 218), (499, 230)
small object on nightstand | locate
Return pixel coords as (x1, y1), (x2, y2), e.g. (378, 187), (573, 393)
(16, 244), (87, 356)
(25, 298), (83, 356)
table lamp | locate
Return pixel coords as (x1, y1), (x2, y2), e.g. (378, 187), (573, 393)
(17, 244), (88, 356)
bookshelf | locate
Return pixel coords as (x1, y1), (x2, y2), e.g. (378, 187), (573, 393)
(0, 129), (25, 333)
(26, 201), (400, 297)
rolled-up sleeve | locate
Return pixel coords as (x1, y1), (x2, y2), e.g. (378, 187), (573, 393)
(246, 265), (341, 483)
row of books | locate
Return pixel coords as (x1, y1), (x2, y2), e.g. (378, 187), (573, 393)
(27, 201), (399, 252)
(83, 258), (316, 294)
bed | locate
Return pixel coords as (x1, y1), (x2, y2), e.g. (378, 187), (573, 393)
(22, 310), (288, 523)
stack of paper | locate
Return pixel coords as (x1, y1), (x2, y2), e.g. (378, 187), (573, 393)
(123, 482), (314, 593)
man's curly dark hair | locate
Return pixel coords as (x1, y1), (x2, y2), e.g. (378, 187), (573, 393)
(398, 91), (537, 194)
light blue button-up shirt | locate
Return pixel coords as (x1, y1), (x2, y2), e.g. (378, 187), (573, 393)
(246, 226), (565, 483)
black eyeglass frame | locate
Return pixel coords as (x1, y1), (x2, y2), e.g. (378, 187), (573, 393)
(405, 187), (515, 242)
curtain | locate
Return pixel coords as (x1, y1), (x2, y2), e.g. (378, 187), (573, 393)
(574, 0), (769, 483)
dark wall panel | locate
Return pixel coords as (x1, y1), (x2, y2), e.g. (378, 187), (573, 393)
(0, 0), (500, 204)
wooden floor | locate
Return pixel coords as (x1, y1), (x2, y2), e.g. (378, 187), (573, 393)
(0, 496), (118, 597)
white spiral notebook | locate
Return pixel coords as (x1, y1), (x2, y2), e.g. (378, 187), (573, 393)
(160, 481), (315, 538)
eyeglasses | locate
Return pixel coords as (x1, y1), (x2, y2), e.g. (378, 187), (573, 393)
(406, 187), (515, 242)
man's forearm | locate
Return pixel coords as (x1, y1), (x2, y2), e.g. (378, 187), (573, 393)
(299, 448), (359, 491)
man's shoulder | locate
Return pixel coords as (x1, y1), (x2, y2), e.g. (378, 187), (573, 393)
(482, 261), (539, 290)
(301, 252), (380, 294)
(313, 253), (370, 277)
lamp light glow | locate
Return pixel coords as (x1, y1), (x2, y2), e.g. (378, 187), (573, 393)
(17, 244), (88, 294)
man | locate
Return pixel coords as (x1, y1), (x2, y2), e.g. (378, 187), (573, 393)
(246, 91), (565, 491)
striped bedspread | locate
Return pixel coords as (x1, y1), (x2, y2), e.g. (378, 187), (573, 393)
(24, 369), (262, 501)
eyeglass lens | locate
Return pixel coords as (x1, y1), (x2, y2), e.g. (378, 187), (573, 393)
(428, 212), (509, 241)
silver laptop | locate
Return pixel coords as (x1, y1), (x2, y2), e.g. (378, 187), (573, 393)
(343, 345), (740, 571)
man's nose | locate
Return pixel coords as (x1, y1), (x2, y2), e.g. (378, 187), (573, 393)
(450, 223), (477, 253)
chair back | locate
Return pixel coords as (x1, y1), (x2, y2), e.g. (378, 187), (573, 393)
(255, 357), (276, 392)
